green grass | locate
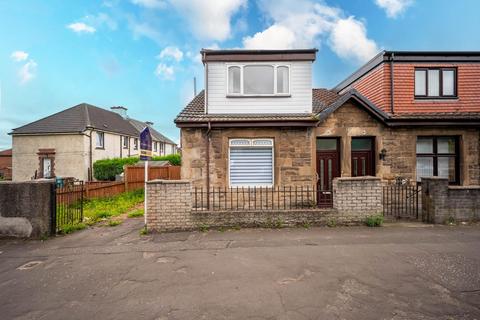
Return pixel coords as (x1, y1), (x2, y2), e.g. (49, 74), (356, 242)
(365, 215), (384, 227)
(83, 189), (144, 223)
(108, 220), (122, 227)
(60, 223), (87, 234)
(128, 208), (144, 218)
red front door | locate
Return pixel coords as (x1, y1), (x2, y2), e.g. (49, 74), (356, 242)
(351, 137), (375, 177)
(316, 138), (340, 207)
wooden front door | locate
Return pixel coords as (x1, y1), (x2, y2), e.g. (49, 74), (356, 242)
(316, 138), (340, 207)
(351, 137), (375, 177)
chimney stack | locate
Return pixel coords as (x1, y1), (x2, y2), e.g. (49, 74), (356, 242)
(111, 106), (128, 119)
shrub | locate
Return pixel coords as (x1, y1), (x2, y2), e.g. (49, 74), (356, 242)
(365, 215), (384, 227)
(93, 157), (139, 181)
(151, 153), (181, 166)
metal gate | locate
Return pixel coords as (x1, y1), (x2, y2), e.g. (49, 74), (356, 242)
(383, 180), (421, 220)
(52, 179), (84, 233)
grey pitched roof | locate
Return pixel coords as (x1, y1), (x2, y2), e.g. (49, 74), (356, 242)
(11, 104), (177, 144)
(128, 118), (176, 144)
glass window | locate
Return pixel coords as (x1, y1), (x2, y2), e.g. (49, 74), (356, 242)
(416, 138), (433, 153)
(416, 137), (458, 183)
(123, 136), (129, 149)
(244, 65), (274, 94)
(134, 138), (138, 150)
(415, 70), (426, 96)
(228, 66), (241, 94)
(427, 69), (440, 97)
(153, 142), (157, 152)
(351, 138), (373, 151)
(442, 70), (455, 96)
(96, 132), (104, 148)
(316, 138), (337, 151)
(277, 66), (289, 94)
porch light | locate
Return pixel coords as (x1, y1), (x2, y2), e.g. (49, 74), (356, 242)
(379, 148), (387, 161)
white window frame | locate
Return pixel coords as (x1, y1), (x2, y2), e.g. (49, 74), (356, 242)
(96, 131), (104, 149)
(226, 63), (291, 97)
(228, 138), (274, 188)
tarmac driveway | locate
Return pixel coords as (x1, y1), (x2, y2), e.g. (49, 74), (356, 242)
(1, 219), (479, 320)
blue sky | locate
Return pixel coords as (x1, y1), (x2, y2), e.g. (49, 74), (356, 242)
(1, 0), (479, 150)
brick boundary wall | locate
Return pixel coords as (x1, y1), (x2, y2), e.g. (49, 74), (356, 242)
(146, 177), (383, 232)
(422, 177), (480, 224)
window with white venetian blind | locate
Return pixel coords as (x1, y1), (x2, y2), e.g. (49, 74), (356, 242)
(229, 139), (274, 187)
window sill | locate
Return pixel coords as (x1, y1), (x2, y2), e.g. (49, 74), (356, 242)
(95, 147), (105, 150)
(414, 97), (458, 102)
(226, 94), (291, 98)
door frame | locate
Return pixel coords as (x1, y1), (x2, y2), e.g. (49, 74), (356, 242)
(351, 136), (376, 177)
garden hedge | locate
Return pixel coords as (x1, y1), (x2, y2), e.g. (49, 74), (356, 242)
(93, 154), (181, 181)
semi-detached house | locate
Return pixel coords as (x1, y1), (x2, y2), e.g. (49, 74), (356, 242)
(11, 103), (177, 181)
(175, 49), (480, 204)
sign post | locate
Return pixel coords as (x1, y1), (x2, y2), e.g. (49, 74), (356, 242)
(140, 127), (152, 231)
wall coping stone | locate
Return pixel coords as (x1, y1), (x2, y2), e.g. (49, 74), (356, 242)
(449, 186), (480, 190)
(0, 179), (55, 185)
(147, 179), (190, 185)
(334, 176), (381, 181)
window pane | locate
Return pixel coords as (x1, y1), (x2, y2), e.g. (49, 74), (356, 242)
(438, 157), (456, 182)
(416, 157), (434, 181)
(351, 138), (372, 151)
(442, 70), (455, 96)
(415, 70), (426, 95)
(316, 139), (337, 151)
(277, 66), (289, 93)
(437, 137), (456, 154)
(416, 138), (433, 153)
(96, 132), (103, 147)
(427, 69), (440, 96)
(244, 65), (274, 94)
(228, 66), (241, 94)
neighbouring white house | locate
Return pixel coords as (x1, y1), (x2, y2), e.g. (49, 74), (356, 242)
(10, 103), (177, 181)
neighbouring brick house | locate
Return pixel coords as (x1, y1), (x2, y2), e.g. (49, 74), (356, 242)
(175, 49), (480, 207)
(0, 149), (12, 180)
(10, 104), (177, 181)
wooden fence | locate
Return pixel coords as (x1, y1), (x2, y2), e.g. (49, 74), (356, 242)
(56, 166), (181, 202)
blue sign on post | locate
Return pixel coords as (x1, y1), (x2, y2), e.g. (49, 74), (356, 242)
(140, 127), (152, 161)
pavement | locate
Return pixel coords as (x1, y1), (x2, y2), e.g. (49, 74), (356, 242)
(1, 219), (480, 320)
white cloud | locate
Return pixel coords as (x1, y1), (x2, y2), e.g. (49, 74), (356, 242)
(375, 0), (413, 18)
(158, 46), (184, 62)
(131, 0), (166, 9)
(18, 60), (37, 84)
(67, 22), (96, 34)
(329, 17), (379, 63)
(169, 0), (246, 41)
(84, 13), (118, 30)
(155, 63), (174, 80)
(10, 51), (29, 62)
(242, 0), (379, 64)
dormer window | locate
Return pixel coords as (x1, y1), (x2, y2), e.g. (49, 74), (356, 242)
(227, 64), (290, 96)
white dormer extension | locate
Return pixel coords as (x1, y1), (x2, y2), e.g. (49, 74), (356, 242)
(201, 49), (317, 114)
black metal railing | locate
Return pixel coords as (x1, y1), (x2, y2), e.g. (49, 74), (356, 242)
(383, 182), (421, 219)
(192, 186), (333, 211)
(53, 180), (84, 233)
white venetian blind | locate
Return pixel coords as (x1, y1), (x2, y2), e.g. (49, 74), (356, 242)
(229, 139), (273, 187)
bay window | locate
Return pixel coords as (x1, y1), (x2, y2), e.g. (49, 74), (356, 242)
(229, 138), (274, 187)
(416, 137), (459, 184)
(414, 67), (457, 98)
(227, 64), (290, 96)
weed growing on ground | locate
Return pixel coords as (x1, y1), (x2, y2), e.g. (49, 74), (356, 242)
(365, 215), (384, 227)
(199, 224), (209, 232)
(128, 208), (144, 218)
(83, 189), (144, 223)
(108, 220), (122, 227)
(232, 225), (241, 231)
(445, 216), (456, 225)
(327, 219), (337, 228)
(60, 223), (87, 234)
(301, 221), (311, 229)
(139, 226), (148, 235)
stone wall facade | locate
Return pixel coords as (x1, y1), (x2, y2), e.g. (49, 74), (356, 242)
(146, 177), (382, 232)
(421, 177), (480, 224)
(181, 127), (316, 189)
(0, 180), (55, 238)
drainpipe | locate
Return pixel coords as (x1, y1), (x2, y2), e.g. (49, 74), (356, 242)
(206, 121), (211, 209)
(82, 128), (93, 181)
(390, 52), (395, 114)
